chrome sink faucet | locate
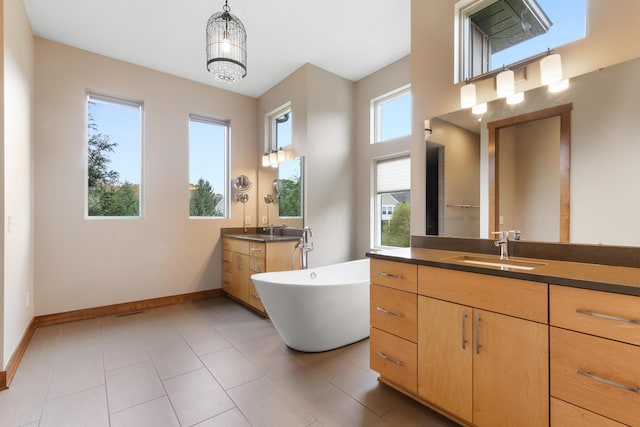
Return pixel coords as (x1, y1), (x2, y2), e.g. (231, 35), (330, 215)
(298, 226), (313, 269)
(492, 230), (521, 260)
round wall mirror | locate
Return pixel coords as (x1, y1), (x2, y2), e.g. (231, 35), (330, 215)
(233, 175), (252, 192)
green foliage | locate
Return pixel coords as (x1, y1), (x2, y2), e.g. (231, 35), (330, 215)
(382, 201), (410, 247)
(88, 182), (140, 216)
(190, 178), (223, 217)
(278, 176), (301, 217)
(87, 109), (139, 216)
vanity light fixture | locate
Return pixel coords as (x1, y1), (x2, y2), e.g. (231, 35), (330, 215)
(262, 148), (288, 168)
(506, 92), (524, 105)
(548, 78), (570, 93)
(496, 69), (515, 98)
(540, 52), (563, 85)
(472, 102), (487, 115)
(460, 82), (477, 109)
(206, 0), (247, 83)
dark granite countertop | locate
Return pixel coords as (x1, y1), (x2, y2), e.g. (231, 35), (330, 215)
(223, 233), (300, 243)
(367, 247), (640, 297)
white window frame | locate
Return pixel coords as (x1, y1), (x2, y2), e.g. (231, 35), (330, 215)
(86, 92), (144, 219)
(370, 85), (411, 144)
(373, 155), (411, 249)
(265, 102), (292, 153)
(188, 114), (231, 219)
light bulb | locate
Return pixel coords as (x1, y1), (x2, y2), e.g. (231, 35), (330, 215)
(507, 92), (524, 105)
(222, 37), (231, 53)
(548, 79), (569, 93)
(472, 102), (487, 115)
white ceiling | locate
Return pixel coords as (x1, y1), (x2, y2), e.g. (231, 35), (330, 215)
(22, 0), (411, 98)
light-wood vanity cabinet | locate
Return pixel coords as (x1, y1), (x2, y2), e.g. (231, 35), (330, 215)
(417, 266), (549, 427)
(369, 259), (418, 393)
(550, 285), (640, 426)
(222, 237), (300, 315)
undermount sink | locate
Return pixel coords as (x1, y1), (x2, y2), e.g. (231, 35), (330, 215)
(445, 255), (546, 271)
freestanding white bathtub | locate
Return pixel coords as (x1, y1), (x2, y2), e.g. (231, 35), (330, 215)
(251, 258), (370, 352)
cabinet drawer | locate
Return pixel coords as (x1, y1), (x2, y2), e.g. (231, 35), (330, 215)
(370, 259), (417, 293)
(551, 398), (626, 427)
(224, 238), (250, 255)
(222, 271), (232, 288)
(250, 256), (265, 274)
(222, 259), (233, 273)
(370, 327), (417, 393)
(370, 284), (417, 342)
(249, 242), (266, 259)
(550, 327), (640, 426)
(222, 250), (232, 263)
(550, 285), (640, 346)
(249, 282), (265, 313)
(418, 266), (548, 323)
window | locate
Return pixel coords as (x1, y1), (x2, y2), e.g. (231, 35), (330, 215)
(375, 156), (411, 248)
(189, 115), (229, 218)
(268, 103), (292, 152)
(277, 157), (303, 218)
(87, 94), (142, 217)
(372, 86), (411, 143)
(456, 0), (586, 81)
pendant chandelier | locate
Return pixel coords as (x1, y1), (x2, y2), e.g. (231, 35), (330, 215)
(206, 0), (247, 83)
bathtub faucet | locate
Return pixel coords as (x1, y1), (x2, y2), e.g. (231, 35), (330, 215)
(298, 226), (313, 269)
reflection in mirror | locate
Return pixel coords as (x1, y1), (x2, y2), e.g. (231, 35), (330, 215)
(427, 56), (640, 246)
(258, 157), (304, 228)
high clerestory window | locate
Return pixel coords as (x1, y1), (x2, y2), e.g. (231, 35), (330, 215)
(371, 86), (411, 143)
(455, 0), (586, 82)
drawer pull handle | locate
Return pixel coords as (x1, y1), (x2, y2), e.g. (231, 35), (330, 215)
(376, 352), (404, 366)
(576, 370), (640, 394)
(250, 268), (262, 273)
(461, 310), (468, 350)
(250, 248), (262, 252)
(377, 272), (403, 279)
(376, 307), (404, 318)
(250, 293), (261, 300)
(576, 309), (640, 325)
(475, 313), (481, 354)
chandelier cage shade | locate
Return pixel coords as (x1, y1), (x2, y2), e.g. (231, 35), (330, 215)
(460, 83), (477, 109)
(206, 1), (247, 83)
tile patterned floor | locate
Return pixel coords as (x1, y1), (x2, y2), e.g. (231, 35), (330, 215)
(0, 297), (460, 427)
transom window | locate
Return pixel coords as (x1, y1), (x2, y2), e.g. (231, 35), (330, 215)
(455, 0), (586, 81)
(371, 86), (411, 144)
(268, 103), (292, 152)
(87, 94), (142, 218)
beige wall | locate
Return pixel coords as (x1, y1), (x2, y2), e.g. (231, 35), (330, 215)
(2, 0), (35, 368)
(429, 118), (480, 237)
(354, 56), (410, 256)
(33, 39), (257, 315)
(258, 64), (356, 267)
(498, 118), (560, 241)
(411, 0), (640, 240)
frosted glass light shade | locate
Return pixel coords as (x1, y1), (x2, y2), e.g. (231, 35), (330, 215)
(496, 70), (515, 98)
(460, 83), (476, 109)
(548, 78), (570, 93)
(507, 92), (524, 105)
(277, 148), (286, 163)
(540, 53), (563, 85)
(472, 102), (487, 115)
(269, 152), (278, 167)
(261, 154), (270, 167)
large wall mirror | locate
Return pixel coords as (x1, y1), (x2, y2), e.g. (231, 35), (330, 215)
(426, 55), (640, 247)
(258, 156), (304, 229)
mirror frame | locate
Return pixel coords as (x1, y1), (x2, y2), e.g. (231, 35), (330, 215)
(488, 103), (572, 242)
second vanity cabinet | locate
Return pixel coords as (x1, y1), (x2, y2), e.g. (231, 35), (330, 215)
(222, 236), (300, 315)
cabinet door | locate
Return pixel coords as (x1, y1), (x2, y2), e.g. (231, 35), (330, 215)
(473, 309), (549, 427)
(229, 252), (250, 302)
(418, 296), (472, 422)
